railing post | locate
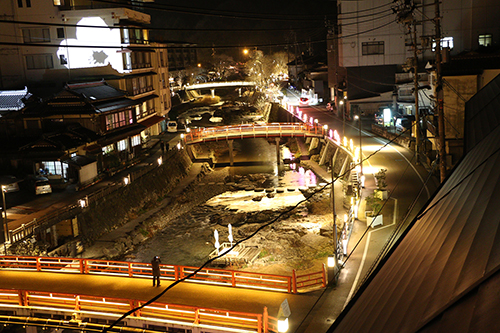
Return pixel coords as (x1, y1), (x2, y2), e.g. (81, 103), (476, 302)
(231, 271), (236, 287)
(263, 307), (268, 333)
(79, 258), (84, 274)
(194, 308), (200, 324)
(175, 265), (180, 281)
(36, 257), (41, 271)
(322, 263), (327, 288)
(128, 262), (133, 277)
(18, 290), (27, 306)
(84, 259), (89, 274)
(292, 269), (297, 293)
(75, 295), (81, 311)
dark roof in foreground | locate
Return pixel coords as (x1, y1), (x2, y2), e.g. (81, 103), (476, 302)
(328, 74), (500, 333)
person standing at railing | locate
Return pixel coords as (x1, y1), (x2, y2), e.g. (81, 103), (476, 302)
(151, 256), (161, 287)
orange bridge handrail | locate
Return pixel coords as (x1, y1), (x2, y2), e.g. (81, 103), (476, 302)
(0, 288), (273, 333)
(184, 122), (326, 144)
(0, 256), (327, 294)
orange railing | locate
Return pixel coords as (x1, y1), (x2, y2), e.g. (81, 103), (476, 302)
(185, 123), (326, 144)
(0, 256), (327, 294)
(0, 288), (274, 333)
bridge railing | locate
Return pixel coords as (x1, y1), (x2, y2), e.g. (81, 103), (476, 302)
(1, 288), (274, 333)
(185, 123), (327, 144)
(0, 256), (326, 293)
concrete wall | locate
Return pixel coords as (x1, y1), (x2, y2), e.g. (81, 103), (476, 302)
(76, 150), (192, 246)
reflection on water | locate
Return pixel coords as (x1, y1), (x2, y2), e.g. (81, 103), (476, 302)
(218, 138), (320, 188)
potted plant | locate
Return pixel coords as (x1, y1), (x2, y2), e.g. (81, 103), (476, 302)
(365, 194), (384, 227)
(374, 168), (388, 200)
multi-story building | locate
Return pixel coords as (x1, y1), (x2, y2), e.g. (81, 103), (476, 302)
(329, 0), (499, 168)
(0, 0), (172, 186)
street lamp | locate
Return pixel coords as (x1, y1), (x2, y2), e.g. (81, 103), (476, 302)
(354, 114), (363, 175)
(1, 185), (8, 244)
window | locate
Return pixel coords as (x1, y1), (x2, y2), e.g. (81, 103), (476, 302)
(53, 0), (62, 5)
(117, 139), (128, 152)
(362, 41), (384, 55)
(131, 135), (141, 147)
(57, 28), (65, 38)
(17, 0), (23, 7)
(432, 37), (454, 51)
(26, 0), (31, 7)
(102, 144), (114, 154)
(26, 54), (53, 70)
(479, 34), (492, 47)
(59, 54), (67, 65)
(23, 28), (50, 43)
(105, 110), (133, 130)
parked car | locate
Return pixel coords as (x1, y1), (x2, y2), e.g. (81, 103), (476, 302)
(26, 176), (52, 195)
(395, 115), (416, 132)
(0, 175), (20, 193)
(167, 120), (178, 133)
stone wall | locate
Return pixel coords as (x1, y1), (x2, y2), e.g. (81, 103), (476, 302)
(77, 150), (193, 246)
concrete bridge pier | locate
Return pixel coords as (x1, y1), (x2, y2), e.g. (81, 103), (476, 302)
(275, 137), (281, 165)
(228, 140), (234, 166)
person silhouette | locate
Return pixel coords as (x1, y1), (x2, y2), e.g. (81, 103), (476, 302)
(151, 256), (161, 287)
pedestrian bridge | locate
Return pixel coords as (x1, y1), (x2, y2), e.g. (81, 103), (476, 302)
(184, 81), (256, 91)
(0, 255), (327, 333)
(184, 123), (327, 145)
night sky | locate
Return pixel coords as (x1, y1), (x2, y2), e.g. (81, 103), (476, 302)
(142, 0), (336, 60)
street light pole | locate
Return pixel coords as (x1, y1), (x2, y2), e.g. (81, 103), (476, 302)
(328, 158), (338, 278)
(1, 186), (8, 245)
(357, 112), (363, 175)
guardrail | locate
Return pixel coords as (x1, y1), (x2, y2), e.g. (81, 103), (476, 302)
(0, 288), (277, 333)
(0, 256), (327, 294)
(185, 123), (326, 144)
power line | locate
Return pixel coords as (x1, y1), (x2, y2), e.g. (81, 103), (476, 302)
(339, 1), (394, 16)
(0, 19), (325, 33)
(95, 0), (335, 22)
(0, 18), (397, 50)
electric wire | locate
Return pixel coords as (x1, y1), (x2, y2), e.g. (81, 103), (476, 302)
(95, 0), (335, 22)
(0, 18), (397, 50)
(339, 1), (394, 16)
(103, 120), (418, 332)
(0, 19), (325, 33)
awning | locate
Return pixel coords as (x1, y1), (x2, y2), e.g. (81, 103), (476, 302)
(139, 115), (165, 128)
(98, 123), (146, 146)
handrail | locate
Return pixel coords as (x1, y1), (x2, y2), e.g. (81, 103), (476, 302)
(0, 255), (326, 293)
(185, 122), (326, 144)
(0, 288), (274, 333)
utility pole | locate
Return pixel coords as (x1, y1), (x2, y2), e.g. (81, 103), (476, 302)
(412, 22), (420, 165)
(434, 0), (447, 182)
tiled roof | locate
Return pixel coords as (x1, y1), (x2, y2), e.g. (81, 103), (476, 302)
(66, 81), (125, 102)
(0, 87), (31, 111)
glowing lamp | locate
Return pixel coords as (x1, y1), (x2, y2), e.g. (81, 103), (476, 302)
(277, 317), (289, 332)
(327, 255), (336, 268)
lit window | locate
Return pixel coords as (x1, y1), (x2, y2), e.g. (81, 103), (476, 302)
(432, 37), (454, 51)
(131, 135), (141, 147)
(117, 139), (128, 151)
(102, 144), (114, 154)
(479, 34), (492, 47)
(53, 0), (62, 5)
(362, 41), (384, 55)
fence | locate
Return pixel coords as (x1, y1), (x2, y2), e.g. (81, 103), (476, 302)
(0, 256), (327, 294)
(0, 288), (277, 333)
